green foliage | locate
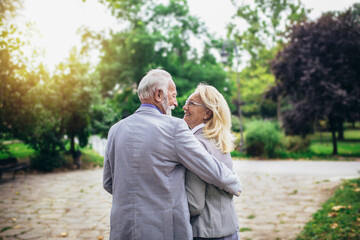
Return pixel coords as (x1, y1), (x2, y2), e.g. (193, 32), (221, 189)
(80, 147), (104, 167)
(245, 120), (281, 158)
(233, 127), (360, 160)
(0, 1), (40, 148)
(235, 47), (278, 117)
(310, 141), (360, 157)
(112, 87), (141, 119)
(90, 102), (121, 138)
(0, 142), (35, 159)
(26, 109), (65, 157)
(225, 0), (308, 119)
(98, 0), (232, 123)
(297, 178), (360, 240)
(270, 10), (360, 155)
(30, 153), (65, 172)
(230, 150), (249, 158)
(97, 29), (159, 95)
(239, 227), (252, 232)
(231, 115), (241, 133)
(260, 99), (277, 119)
(281, 136), (310, 153)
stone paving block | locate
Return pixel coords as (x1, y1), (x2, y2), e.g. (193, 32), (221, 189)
(17, 228), (44, 240)
(0, 226), (28, 237)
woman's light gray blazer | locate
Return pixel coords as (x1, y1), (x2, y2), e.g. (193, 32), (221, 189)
(103, 106), (242, 240)
(186, 127), (240, 238)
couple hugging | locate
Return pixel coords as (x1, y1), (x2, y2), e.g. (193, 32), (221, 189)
(103, 69), (242, 240)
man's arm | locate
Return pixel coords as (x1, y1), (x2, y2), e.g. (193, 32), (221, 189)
(175, 120), (242, 196)
(103, 132), (113, 194)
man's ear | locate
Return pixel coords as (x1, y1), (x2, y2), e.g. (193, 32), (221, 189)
(154, 89), (163, 102)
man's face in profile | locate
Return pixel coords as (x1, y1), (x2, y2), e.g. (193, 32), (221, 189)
(162, 82), (178, 116)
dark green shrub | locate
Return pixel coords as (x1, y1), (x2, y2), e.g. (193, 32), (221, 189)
(245, 120), (281, 158)
(231, 115), (241, 133)
(231, 115), (246, 133)
(30, 153), (65, 172)
(281, 136), (310, 152)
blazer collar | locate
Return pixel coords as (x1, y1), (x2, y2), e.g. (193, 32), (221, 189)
(192, 123), (205, 135)
(135, 105), (163, 115)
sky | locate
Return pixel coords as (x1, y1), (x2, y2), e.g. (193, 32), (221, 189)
(16, 0), (360, 71)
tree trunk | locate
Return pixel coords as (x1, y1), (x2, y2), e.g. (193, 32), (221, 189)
(338, 121), (344, 140)
(277, 95), (282, 124)
(329, 118), (338, 155)
(70, 136), (75, 156)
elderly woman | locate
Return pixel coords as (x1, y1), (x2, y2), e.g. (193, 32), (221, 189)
(183, 83), (240, 240)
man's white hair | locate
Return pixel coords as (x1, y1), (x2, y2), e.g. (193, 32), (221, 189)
(138, 69), (172, 100)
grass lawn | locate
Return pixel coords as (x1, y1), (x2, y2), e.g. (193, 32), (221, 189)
(0, 142), (104, 168)
(297, 178), (360, 239)
(0, 142), (36, 159)
(80, 147), (104, 167)
(232, 128), (360, 160)
(308, 129), (360, 157)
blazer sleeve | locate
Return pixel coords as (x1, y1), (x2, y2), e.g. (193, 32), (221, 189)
(175, 120), (242, 196)
(103, 129), (113, 195)
(186, 170), (206, 216)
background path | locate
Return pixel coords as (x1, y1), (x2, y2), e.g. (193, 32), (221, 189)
(233, 160), (360, 240)
(1, 160), (359, 240)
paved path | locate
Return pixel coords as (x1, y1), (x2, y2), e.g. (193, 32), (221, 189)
(1, 160), (359, 240)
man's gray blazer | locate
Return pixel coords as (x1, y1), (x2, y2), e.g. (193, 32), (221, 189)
(103, 106), (242, 240)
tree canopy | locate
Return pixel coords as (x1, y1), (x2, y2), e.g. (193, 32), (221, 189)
(269, 10), (360, 154)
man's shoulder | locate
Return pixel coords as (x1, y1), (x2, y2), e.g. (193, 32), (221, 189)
(111, 112), (187, 131)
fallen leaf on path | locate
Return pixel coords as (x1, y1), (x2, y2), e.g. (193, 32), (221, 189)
(10, 218), (17, 222)
(13, 225), (21, 229)
(59, 232), (68, 237)
(330, 223), (338, 229)
(332, 206), (346, 211)
(328, 212), (338, 218)
(97, 236), (104, 240)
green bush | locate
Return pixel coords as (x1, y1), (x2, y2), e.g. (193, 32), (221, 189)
(281, 136), (310, 153)
(245, 120), (281, 158)
(30, 153), (65, 172)
(231, 115), (241, 133)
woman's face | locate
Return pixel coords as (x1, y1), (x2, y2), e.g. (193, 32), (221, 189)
(182, 92), (209, 129)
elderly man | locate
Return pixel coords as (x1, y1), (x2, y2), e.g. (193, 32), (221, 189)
(103, 69), (242, 240)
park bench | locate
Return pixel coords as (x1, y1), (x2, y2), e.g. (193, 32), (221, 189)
(0, 157), (30, 180)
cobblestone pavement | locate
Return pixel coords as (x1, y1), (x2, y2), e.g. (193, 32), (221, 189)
(1, 160), (359, 240)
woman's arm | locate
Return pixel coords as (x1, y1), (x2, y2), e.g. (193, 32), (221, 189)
(186, 170), (206, 216)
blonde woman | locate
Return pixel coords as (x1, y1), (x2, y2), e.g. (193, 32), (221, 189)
(183, 83), (241, 240)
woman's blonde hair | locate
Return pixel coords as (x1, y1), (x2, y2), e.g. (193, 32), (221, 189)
(196, 83), (235, 153)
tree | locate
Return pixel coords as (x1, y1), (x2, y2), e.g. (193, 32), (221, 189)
(19, 48), (96, 170)
(96, 0), (231, 119)
(0, 0), (38, 153)
(227, 0), (308, 119)
(269, 10), (360, 155)
(54, 48), (96, 165)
